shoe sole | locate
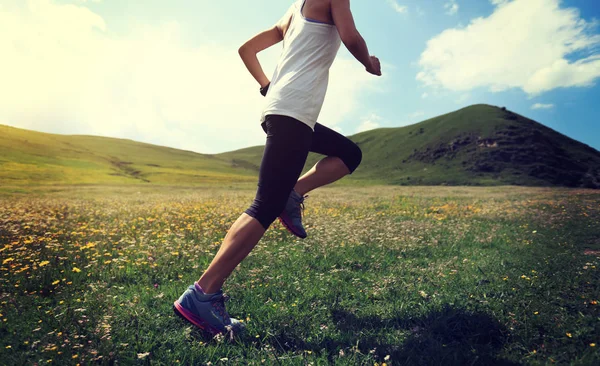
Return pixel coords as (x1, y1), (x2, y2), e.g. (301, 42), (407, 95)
(173, 301), (221, 336)
(278, 212), (307, 239)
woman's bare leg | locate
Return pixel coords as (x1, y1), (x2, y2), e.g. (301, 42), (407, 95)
(197, 213), (265, 293)
(293, 156), (350, 196)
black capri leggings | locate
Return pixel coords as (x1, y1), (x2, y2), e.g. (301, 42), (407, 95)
(244, 114), (362, 230)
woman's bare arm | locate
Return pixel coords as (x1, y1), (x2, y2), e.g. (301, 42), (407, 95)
(238, 27), (281, 88)
(238, 12), (292, 88)
(332, 0), (381, 76)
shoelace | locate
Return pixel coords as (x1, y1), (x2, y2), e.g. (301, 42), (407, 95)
(213, 294), (231, 323)
(215, 293), (242, 339)
(297, 195), (308, 216)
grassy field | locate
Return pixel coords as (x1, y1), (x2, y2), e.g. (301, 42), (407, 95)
(0, 185), (599, 365)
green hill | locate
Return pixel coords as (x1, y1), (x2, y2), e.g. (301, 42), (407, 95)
(0, 125), (257, 186)
(218, 104), (600, 188)
(2, 104), (599, 188)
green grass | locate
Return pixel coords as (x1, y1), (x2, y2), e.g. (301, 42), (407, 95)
(1, 185), (599, 365)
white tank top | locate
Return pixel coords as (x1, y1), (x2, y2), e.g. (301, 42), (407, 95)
(260, 0), (342, 131)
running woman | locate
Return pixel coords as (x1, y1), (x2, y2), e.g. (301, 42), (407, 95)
(173, 0), (381, 335)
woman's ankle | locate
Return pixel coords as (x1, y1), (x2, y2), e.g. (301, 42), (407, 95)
(197, 278), (221, 295)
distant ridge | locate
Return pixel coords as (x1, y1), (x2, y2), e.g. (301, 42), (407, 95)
(2, 104), (599, 188)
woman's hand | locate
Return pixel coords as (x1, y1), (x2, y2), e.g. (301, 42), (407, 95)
(366, 56), (381, 76)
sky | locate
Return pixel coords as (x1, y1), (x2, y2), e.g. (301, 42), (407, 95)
(1, 0), (599, 154)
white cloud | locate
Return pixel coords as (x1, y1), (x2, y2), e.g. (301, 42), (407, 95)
(355, 114), (382, 133)
(0, 0), (377, 154)
(444, 1), (459, 15)
(417, 0), (600, 96)
(525, 56), (600, 94)
(421, 92), (429, 99)
(387, 0), (408, 14)
(531, 103), (554, 110)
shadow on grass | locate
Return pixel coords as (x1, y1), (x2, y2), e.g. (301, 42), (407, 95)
(261, 304), (520, 366)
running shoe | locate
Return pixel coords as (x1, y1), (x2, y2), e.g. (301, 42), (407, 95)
(279, 189), (308, 239)
(173, 282), (244, 336)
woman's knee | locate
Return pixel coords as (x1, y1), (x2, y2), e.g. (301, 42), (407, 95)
(342, 143), (362, 174)
(244, 205), (278, 230)
(244, 192), (289, 230)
